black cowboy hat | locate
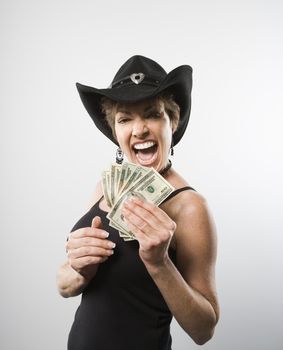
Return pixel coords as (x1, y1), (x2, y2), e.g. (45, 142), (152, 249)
(76, 55), (193, 146)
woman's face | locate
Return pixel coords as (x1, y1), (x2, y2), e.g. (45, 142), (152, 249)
(114, 98), (174, 172)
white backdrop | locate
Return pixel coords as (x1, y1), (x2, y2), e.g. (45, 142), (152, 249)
(1, 1), (282, 349)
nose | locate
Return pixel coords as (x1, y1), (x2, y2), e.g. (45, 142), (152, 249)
(132, 117), (149, 138)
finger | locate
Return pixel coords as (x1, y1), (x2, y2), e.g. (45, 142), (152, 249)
(123, 206), (176, 243)
(123, 200), (161, 228)
(128, 197), (171, 222)
(68, 246), (114, 259)
(122, 207), (152, 234)
(91, 216), (102, 229)
(70, 255), (109, 269)
(123, 216), (145, 243)
(70, 227), (109, 239)
(66, 237), (116, 251)
(123, 209), (158, 243)
(125, 198), (176, 234)
(123, 218), (159, 247)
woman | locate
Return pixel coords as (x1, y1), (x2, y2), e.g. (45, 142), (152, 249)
(57, 55), (219, 349)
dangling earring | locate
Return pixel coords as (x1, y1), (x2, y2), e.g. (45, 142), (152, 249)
(170, 140), (174, 156)
(116, 147), (124, 164)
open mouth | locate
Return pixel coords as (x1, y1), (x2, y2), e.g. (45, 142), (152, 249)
(132, 141), (158, 165)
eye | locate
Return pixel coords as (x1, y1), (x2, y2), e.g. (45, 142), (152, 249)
(116, 114), (131, 124)
(117, 118), (128, 124)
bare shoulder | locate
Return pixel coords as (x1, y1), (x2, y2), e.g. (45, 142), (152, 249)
(170, 189), (217, 252)
(164, 170), (213, 225)
(163, 168), (217, 262)
(85, 180), (104, 212)
(174, 189), (213, 224)
(168, 186), (206, 211)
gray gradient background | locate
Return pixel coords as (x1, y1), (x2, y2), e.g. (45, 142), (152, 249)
(1, 0), (282, 349)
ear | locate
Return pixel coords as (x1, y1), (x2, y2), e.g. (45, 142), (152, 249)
(171, 120), (178, 134)
(112, 125), (117, 140)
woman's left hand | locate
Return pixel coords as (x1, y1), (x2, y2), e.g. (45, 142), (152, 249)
(122, 197), (176, 267)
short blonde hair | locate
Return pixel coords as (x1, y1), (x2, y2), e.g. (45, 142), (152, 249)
(101, 93), (180, 140)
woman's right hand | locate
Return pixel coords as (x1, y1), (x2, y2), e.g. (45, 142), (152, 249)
(66, 216), (115, 280)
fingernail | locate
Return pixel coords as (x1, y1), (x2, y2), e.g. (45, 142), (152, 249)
(103, 231), (109, 238)
(109, 242), (116, 248)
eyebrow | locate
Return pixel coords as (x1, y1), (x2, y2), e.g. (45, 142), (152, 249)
(144, 105), (156, 112)
(116, 101), (162, 115)
(116, 109), (132, 115)
(144, 105), (161, 113)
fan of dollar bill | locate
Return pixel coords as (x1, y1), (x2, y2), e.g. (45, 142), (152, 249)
(102, 162), (174, 241)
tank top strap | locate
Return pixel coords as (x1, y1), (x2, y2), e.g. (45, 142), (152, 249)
(162, 186), (196, 204)
(87, 195), (104, 212)
(98, 195), (104, 204)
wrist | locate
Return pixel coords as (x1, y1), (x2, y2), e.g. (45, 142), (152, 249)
(74, 263), (99, 282)
(143, 254), (172, 278)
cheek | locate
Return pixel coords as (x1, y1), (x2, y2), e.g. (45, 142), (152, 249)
(114, 124), (122, 142)
(162, 122), (173, 142)
(115, 134), (124, 148)
(162, 125), (174, 151)
(114, 126), (130, 150)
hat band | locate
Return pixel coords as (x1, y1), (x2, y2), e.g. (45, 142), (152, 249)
(110, 73), (161, 89)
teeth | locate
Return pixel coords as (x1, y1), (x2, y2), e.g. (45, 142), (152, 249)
(133, 141), (156, 150)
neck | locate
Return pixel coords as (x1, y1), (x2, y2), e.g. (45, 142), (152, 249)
(159, 160), (172, 177)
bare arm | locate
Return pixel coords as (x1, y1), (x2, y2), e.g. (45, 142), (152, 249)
(122, 192), (219, 345)
(56, 183), (115, 297)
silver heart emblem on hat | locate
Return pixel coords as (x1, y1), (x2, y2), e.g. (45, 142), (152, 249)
(130, 73), (145, 85)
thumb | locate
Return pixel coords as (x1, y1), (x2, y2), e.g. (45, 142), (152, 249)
(91, 216), (102, 229)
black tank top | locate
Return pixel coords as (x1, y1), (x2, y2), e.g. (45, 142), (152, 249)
(67, 186), (195, 350)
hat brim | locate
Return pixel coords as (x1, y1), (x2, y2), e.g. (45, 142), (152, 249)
(76, 65), (192, 146)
